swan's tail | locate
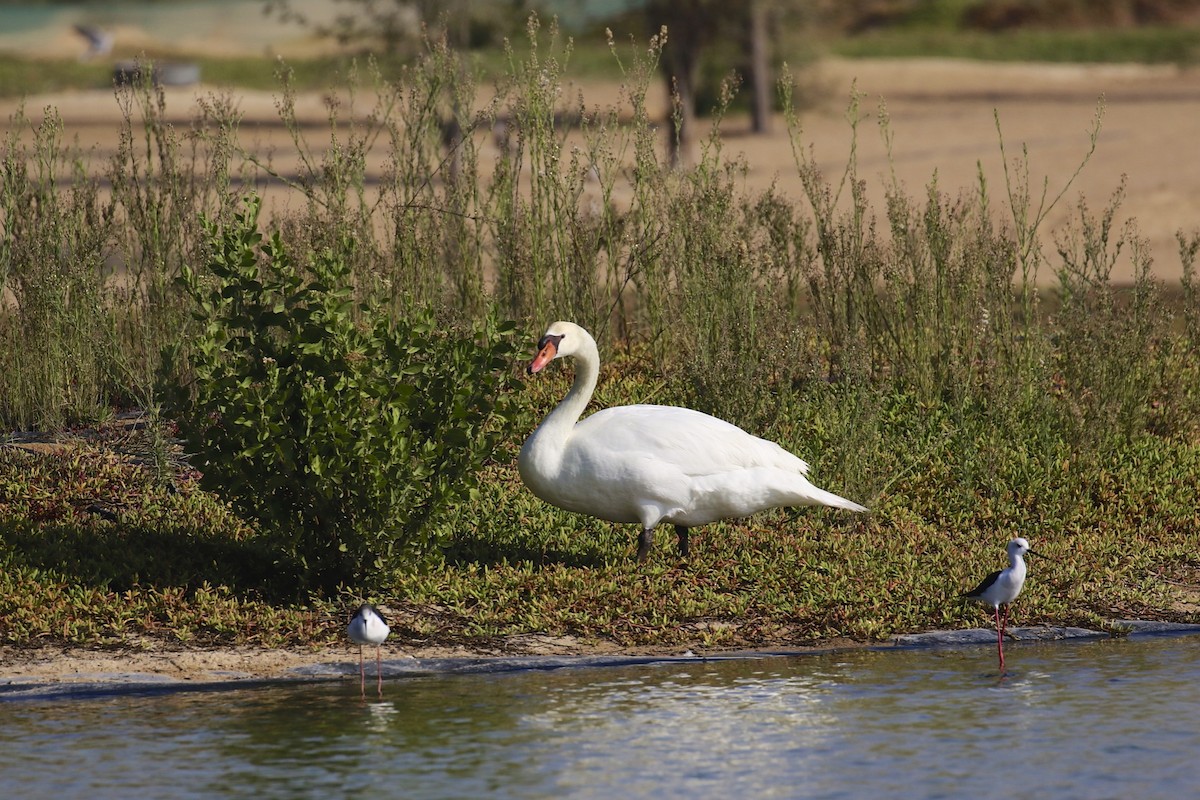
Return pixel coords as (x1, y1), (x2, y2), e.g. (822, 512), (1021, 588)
(802, 485), (868, 513)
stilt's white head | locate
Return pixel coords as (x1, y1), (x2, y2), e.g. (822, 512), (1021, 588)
(1008, 537), (1036, 559)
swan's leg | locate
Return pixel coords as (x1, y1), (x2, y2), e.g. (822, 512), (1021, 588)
(675, 525), (689, 558)
(636, 528), (654, 562)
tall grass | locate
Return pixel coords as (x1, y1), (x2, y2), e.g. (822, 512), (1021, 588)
(1, 106), (116, 429)
(2, 17), (1199, 493)
(0, 76), (245, 430)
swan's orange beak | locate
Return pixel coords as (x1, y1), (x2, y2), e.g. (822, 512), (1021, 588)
(528, 338), (558, 374)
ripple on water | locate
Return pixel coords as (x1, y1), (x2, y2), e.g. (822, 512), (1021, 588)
(3, 635), (1200, 799)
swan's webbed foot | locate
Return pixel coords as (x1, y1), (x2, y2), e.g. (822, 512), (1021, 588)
(636, 528), (653, 562)
(675, 525), (689, 559)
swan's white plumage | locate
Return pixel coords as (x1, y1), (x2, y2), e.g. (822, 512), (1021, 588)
(517, 322), (866, 556)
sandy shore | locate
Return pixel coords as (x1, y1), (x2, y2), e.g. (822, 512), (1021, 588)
(6, 622), (1200, 692)
(0, 630), (744, 687)
(0, 637), (771, 688)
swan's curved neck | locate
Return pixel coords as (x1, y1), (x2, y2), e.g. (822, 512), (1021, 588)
(519, 326), (602, 490)
(541, 335), (599, 438)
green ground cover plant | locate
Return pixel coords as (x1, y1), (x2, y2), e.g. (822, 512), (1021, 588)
(2, 19), (1199, 652)
(828, 25), (1200, 64)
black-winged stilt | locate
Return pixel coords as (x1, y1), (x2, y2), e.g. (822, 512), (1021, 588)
(347, 603), (390, 697)
(73, 24), (114, 61)
(962, 537), (1038, 672)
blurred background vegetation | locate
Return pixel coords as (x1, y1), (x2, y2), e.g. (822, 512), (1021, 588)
(2, 1), (1200, 92)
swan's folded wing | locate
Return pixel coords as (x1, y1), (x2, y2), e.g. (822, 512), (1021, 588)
(572, 405), (810, 477)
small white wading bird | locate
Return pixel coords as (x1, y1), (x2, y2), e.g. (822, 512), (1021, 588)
(962, 538), (1038, 673)
(347, 603), (390, 697)
(517, 321), (867, 562)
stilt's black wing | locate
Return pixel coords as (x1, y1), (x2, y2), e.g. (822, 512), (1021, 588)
(962, 569), (1001, 599)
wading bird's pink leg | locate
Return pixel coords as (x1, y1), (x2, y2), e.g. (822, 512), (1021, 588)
(995, 606), (1005, 672)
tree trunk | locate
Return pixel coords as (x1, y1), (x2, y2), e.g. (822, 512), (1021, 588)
(666, 57), (698, 167)
(646, 0), (729, 166)
(748, 0), (772, 134)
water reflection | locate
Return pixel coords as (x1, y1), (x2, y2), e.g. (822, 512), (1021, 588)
(3, 636), (1200, 799)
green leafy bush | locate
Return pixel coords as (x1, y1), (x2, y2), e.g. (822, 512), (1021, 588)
(161, 196), (522, 592)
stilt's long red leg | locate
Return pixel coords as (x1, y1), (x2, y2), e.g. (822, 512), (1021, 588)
(359, 645), (367, 698)
(995, 606), (1005, 672)
(376, 646), (384, 697)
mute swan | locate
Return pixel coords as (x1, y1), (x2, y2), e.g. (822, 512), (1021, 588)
(517, 321), (868, 561)
(962, 538), (1039, 672)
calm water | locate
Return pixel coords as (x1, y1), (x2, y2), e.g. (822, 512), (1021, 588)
(3, 635), (1200, 799)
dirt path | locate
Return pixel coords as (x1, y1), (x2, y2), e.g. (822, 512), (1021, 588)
(3, 57), (1198, 282)
(793, 58), (1200, 282)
